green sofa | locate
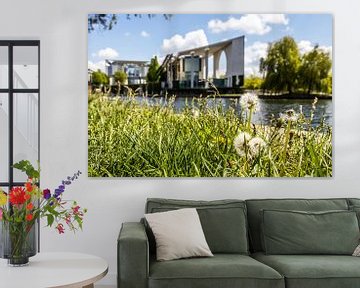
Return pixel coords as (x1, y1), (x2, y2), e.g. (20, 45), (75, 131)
(118, 198), (360, 288)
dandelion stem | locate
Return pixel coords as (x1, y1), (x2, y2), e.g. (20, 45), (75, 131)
(247, 106), (253, 131)
(280, 120), (291, 176)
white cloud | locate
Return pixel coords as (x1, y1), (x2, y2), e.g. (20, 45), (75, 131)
(244, 41), (268, 76)
(259, 14), (289, 25)
(245, 41), (268, 65)
(161, 29), (208, 54)
(97, 47), (119, 59)
(245, 66), (261, 76)
(141, 31), (150, 37)
(208, 14), (289, 35)
(298, 40), (332, 57)
(319, 45), (332, 56)
(88, 60), (106, 72)
(298, 40), (314, 55)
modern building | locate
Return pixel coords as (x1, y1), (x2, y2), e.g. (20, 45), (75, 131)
(105, 59), (149, 85)
(162, 36), (245, 89)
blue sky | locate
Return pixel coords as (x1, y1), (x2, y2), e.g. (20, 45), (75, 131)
(88, 14), (332, 76)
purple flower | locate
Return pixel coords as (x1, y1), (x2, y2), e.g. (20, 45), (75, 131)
(54, 189), (63, 198)
(43, 189), (51, 200)
(54, 171), (82, 199)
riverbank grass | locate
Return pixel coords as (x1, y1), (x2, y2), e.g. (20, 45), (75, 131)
(88, 94), (332, 177)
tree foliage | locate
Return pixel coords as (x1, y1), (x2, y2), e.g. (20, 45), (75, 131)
(243, 75), (264, 90)
(146, 56), (160, 83)
(91, 70), (109, 87)
(260, 36), (332, 95)
(114, 71), (128, 85)
(114, 71), (128, 96)
(88, 14), (172, 32)
(298, 46), (332, 94)
(261, 36), (300, 93)
(320, 74), (332, 94)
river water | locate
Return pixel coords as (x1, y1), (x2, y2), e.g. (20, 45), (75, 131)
(120, 96), (333, 126)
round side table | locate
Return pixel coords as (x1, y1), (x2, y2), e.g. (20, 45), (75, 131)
(0, 252), (108, 288)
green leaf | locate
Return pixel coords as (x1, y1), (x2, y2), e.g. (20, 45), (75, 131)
(13, 160), (40, 180)
(47, 214), (55, 227)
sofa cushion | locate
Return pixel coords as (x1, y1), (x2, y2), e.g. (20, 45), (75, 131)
(261, 209), (359, 255)
(149, 254), (284, 288)
(246, 198), (349, 252)
(349, 205), (360, 228)
(146, 198), (249, 254)
(347, 198), (360, 207)
(252, 252), (360, 288)
(145, 208), (213, 261)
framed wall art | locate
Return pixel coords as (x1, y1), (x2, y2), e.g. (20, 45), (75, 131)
(87, 13), (332, 177)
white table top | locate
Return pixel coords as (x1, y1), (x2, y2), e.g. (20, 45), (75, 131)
(0, 252), (108, 288)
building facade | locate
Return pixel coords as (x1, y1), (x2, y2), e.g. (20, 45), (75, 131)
(106, 59), (149, 85)
(162, 36), (245, 89)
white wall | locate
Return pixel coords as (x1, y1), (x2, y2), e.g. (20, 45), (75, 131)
(1, 0), (360, 286)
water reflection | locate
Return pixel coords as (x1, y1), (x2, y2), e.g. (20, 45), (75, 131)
(118, 96), (333, 126)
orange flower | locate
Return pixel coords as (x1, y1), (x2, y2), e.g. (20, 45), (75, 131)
(26, 214), (33, 221)
(26, 203), (34, 210)
(24, 193), (31, 200)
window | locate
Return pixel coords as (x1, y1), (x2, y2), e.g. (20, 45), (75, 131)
(0, 41), (40, 191)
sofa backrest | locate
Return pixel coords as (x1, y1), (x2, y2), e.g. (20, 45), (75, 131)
(245, 198), (349, 252)
(145, 198), (249, 255)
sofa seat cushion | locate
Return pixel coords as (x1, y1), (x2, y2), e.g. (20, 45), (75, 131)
(149, 254), (284, 288)
(252, 252), (360, 288)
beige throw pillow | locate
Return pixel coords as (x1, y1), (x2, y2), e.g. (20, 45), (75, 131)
(145, 208), (213, 261)
(353, 244), (360, 256)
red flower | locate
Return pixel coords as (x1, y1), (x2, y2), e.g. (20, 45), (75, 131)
(56, 223), (65, 234)
(24, 193), (31, 201)
(26, 203), (34, 210)
(25, 182), (33, 192)
(9, 187), (26, 205)
(72, 205), (80, 215)
(26, 214), (33, 221)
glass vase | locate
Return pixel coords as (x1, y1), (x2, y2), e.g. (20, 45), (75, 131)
(0, 220), (37, 266)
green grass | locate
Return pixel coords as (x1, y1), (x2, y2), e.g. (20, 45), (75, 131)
(88, 94), (332, 177)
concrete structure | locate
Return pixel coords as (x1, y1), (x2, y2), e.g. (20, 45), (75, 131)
(163, 36), (245, 89)
(105, 59), (149, 85)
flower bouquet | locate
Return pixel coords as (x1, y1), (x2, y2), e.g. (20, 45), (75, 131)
(0, 160), (86, 266)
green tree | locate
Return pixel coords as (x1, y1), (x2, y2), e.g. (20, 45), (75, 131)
(298, 46), (332, 94)
(320, 74), (332, 94)
(243, 75), (264, 90)
(261, 36), (301, 94)
(91, 70), (108, 87)
(146, 56), (160, 83)
(114, 71), (128, 96)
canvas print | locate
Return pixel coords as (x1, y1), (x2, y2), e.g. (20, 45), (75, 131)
(88, 14), (332, 177)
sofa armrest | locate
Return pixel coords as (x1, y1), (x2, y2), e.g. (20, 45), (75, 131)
(118, 222), (149, 288)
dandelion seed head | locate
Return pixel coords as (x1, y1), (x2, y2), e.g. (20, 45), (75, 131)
(233, 132), (252, 156)
(192, 108), (200, 118)
(312, 97), (318, 110)
(279, 109), (300, 122)
(240, 92), (259, 112)
(248, 137), (267, 157)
